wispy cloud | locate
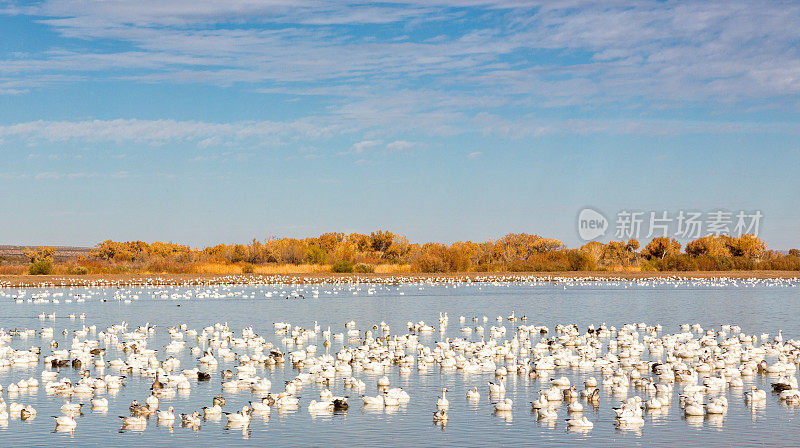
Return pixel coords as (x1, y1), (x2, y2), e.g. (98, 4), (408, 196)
(0, 0), (797, 113)
(0, 170), (133, 180)
(473, 114), (800, 138)
(350, 139), (383, 154)
(0, 116), (794, 152)
(35, 171), (99, 180)
(0, 118), (348, 144)
(385, 140), (417, 152)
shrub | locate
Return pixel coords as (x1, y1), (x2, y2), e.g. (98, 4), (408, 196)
(353, 263), (375, 273)
(412, 253), (448, 272)
(304, 246), (328, 264)
(28, 259), (54, 275)
(242, 263), (255, 274)
(331, 260), (354, 273)
(567, 250), (596, 271)
(760, 255), (800, 270)
(69, 265), (89, 275)
(659, 254), (696, 271)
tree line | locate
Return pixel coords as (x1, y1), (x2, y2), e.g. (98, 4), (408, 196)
(7, 232), (800, 275)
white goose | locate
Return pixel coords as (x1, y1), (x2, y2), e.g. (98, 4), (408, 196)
(566, 416), (593, 428)
(120, 415), (147, 428)
(249, 399), (271, 413)
(494, 398), (513, 411)
(157, 406), (175, 421)
(225, 406), (252, 425)
(53, 415), (77, 428)
(436, 388), (449, 409)
(488, 380), (505, 395)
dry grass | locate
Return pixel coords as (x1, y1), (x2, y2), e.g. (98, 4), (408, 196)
(192, 263), (249, 275)
(191, 263), (332, 275)
(374, 263), (412, 274)
(0, 265), (26, 275)
(605, 265), (643, 272)
(186, 262), (411, 275)
(253, 264), (331, 274)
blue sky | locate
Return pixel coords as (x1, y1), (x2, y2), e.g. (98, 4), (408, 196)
(0, 0), (798, 249)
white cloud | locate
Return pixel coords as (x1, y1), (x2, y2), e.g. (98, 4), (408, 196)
(385, 140), (417, 152)
(0, 115), (792, 153)
(468, 151), (482, 159)
(350, 139), (383, 153)
(473, 113), (800, 139)
(34, 171), (99, 180)
(0, 118), (347, 144)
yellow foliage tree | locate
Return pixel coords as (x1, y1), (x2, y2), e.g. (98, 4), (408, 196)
(725, 234), (766, 258)
(685, 235), (731, 257)
(643, 237), (681, 259)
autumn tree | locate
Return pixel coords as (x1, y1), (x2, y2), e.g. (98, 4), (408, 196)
(90, 240), (120, 261)
(497, 233), (564, 263)
(411, 243), (449, 272)
(348, 233), (371, 253)
(725, 234), (766, 258)
(304, 245), (328, 264)
(316, 232), (345, 254)
(24, 246), (55, 263)
(332, 240), (356, 263)
(369, 230), (394, 255)
(25, 246), (55, 275)
(384, 234), (411, 262)
(451, 241), (482, 269)
(603, 240), (640, 266)
(643, 237), (681, 260)
(567, 249), (596, 271)
(685, 235), (731, 257)
(579, 241), (605, 264)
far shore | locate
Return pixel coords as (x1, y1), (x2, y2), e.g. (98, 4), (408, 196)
(0, 270), (797, 288)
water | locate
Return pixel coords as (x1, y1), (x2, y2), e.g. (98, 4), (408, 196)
(0, 278), (798, 446)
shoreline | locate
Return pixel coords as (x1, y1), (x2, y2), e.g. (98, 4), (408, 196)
(0, 270), (797, 288)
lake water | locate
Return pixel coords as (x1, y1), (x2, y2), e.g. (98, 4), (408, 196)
(0, 277), (798, 446)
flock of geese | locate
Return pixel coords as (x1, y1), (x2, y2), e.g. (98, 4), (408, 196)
(0, 302), (795, 438)
(0, 277), (795, 440)
(2, 275), (796, 303)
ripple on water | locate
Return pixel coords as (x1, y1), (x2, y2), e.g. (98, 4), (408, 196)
(0, 279), (798, 446)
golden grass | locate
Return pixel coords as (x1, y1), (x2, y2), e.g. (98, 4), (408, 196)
(253, 264), (331, 274)
(190, 262), (332, 275)
(0, 265), (26, 275)
(190, 262), (412, 275)
(606, 265), (643, 272)
(374, 263), (413, 274)
(192, 263), (248, 275)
